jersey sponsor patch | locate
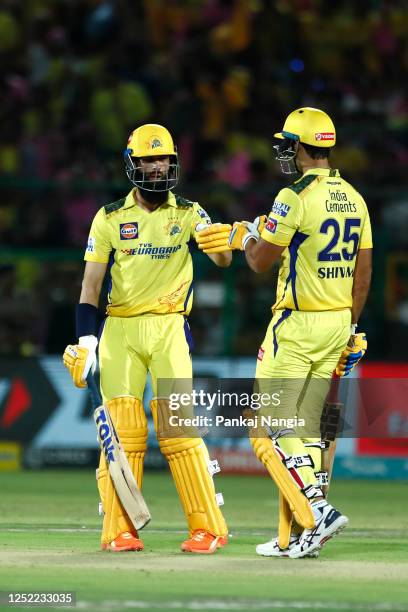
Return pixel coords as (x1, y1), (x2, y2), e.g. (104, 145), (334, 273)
(315, 132), (335, 141)
(197, 207), (211, 222)
(120, 222), (138, 240)
(265, 217), (278, 234)
(86, 236), (95, 253)
(271, 201), (291, 217)
(120, 243), (182, 260)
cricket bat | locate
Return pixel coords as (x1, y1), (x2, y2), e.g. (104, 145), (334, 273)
(321, 372), (343, 497)
(87, 373), (151, 530)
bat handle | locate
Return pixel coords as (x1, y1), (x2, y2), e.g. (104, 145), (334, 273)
(86, 372), (102, 408)
(326, 370), (340, 403)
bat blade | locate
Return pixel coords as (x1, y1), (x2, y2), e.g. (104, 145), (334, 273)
(94, 405), (151, 530)
(88, 374), (151, 530)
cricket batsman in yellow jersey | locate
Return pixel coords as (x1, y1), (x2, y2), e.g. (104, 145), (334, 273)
(63, 124), (232, 553)
(228, 108), (372, 558)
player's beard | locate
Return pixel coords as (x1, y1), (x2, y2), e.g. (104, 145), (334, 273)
(138, 185), (169, 204)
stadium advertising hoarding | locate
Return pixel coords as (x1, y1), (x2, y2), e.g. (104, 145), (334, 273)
(0, 357), (407, 477)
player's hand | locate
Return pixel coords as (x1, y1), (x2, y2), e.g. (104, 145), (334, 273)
(63, 335), (98, 388)
(245, 215), (268, 236)
(196, 223), (232, 253)
(228, 215), (268, 250)
(335, 333), (367, 377)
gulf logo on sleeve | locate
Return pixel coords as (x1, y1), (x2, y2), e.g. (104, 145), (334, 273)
(265, 217), (278, 234)
(120, 223), (139, 240)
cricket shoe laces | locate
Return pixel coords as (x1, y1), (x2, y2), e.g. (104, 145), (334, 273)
(181, 529), (228, 554)
(288, 500), (348, 559)
(256, 533), (319, 558)
(102, 531), (144, 552)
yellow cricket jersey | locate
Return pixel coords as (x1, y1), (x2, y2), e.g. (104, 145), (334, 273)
(260, 168), (372, 312)
(84, 189), (211, 316)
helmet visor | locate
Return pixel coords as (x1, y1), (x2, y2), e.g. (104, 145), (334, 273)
(124, 150), (180, 191)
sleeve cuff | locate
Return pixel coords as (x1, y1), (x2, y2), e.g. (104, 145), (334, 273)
(84, 254), (110, 263)
(260, 231), (290, 247)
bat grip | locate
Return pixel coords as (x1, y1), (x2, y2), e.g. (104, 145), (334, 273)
(326, 371), (340, 403)
(86, 372), (102, 408)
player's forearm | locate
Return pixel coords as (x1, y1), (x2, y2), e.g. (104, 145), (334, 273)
(76, 285), (101, 340)
(351, 282), (370, 324)
(208, 251), (232, 267)
(79, 261), (107, 307)
(244, 239), (270, 273)
(244, 238), (259, 272)
(79, 285), (100, 307)
(79, 275), (103, 307)
(351, 249), (372, 323)
(77, 283), (102, 339)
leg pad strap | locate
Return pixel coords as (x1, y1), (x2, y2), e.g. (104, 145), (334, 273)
(250, 435), (315, 530)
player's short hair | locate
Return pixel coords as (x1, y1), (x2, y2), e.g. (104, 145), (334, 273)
(301, 143), (331, 159)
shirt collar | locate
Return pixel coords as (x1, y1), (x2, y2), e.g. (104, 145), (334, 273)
(301, 168), (340, 178)
(123, 189), (177, 209)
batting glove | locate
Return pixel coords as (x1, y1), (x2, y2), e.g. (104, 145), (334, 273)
(196, 223), (232, 253)
(335, 333), (367, 377)
(63, 335), (98, 388)
(228, 215), (268, 250)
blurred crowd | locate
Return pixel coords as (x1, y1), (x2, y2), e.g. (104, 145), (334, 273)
(0, 0), (407, 358)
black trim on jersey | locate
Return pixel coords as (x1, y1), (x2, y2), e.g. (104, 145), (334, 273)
(287, 174), (317, 195)
(104, 197), (126, 215)
(174, 194), (195, 208)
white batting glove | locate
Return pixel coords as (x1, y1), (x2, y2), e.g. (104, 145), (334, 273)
(229, 215), (268, 250)
(63, 334), (98, 388)
(79, 335), (98, 379)
(243, 216), (267, 238)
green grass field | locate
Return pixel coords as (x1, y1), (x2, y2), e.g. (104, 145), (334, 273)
(1, 470), (408, 612)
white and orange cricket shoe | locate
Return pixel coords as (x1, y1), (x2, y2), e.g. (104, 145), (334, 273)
(181, 529), (228, 554)
(102, 531), (144, 552)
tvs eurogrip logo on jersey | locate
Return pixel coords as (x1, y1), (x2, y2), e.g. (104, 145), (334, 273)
(315, 132), (335, 141)
(120, 222), (139, 240)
